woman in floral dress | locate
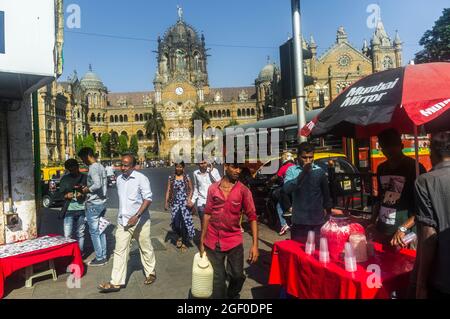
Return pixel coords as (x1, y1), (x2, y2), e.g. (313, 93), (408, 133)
(165, 161), (195, 252)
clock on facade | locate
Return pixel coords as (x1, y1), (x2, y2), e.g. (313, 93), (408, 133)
(338, 55), (351, 67)
(175, 87), (184, 96)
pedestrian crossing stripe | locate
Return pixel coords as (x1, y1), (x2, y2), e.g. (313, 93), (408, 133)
(0, 11), (4, 54)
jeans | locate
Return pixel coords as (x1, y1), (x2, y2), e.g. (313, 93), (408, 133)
(173, 208), (190, 245)
(64, 210), (86, 253)
(197, 205), (205, 229)
(276, 203), (288, 228)
(86, 203), (107, 260)
(205, 244), (246, 299)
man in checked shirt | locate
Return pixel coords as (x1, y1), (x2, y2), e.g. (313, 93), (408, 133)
(199, 161), (259, 299)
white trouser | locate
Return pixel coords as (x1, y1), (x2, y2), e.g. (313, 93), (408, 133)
(111, 219), (156, 286)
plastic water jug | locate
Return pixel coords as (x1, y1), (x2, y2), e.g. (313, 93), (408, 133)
(191, 252), (214, 298)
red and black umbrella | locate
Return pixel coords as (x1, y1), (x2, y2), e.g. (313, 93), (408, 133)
(301, 62), (450, 138)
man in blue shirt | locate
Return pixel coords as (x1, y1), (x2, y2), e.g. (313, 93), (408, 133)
(283, 142), (334, 242)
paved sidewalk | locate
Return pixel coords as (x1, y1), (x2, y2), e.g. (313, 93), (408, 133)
(3, 207), (283, 299)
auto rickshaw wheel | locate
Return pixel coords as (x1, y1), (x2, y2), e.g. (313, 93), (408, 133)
(42, 195), (52, 208)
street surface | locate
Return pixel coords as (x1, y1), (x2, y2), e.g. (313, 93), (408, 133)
(3, 166), (282, 299)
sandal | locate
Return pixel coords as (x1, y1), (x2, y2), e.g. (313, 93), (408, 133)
(144, 274), (156, 285)
(176, 238), (183, 249)
(98, 282), (121, 293)
(180, 244), (188, 253)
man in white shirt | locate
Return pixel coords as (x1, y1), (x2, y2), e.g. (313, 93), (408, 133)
(98, 153), (156, 293)
(190, 160), (221, 228)
(105, 164), (115, 177)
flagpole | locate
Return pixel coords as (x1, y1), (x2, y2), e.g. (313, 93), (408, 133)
(291, 0), (307, 143)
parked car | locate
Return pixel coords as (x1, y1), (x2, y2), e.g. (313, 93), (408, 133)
(244, 152), (362, 228)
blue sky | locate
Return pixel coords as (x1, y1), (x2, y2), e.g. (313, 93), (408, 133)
(61, 0), (449, 92)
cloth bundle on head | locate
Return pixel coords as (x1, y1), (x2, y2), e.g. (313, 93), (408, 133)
(282, 152), (294, 164)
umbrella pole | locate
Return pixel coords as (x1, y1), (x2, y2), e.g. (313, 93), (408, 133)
(414, 125), (420, 178)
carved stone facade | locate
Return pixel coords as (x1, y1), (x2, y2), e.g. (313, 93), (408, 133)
(262, 20), (403, 116)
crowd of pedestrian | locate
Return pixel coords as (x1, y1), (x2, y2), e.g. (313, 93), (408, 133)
(57, 127), (450, 299)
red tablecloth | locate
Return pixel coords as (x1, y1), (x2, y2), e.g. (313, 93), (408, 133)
(0, 236), (84, 298)
(268, 240), (416, 299)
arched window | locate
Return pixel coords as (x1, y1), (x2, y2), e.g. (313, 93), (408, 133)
(144, 113), (149, 121)
(124, 115), (128, 122)
(135, 114), (139, 122)
(222, 110), (226, 118)
(140, 114), (144, 122)
(90, 113), (96, 122)
(227, 110), (231, 117)
(97, 113), (101, 122)
(209, 111), (213, 118)
(119, 115), (124, 122)
(251, 109), (255, 116)
(111, 131), (119, 140)
(213, 110), (217, 118)
(218, 111), (222, 118)
(92, 133), (97, 142)
(137, 130), (144, 141)
(98, 133), (102, 142)
(77, 111), (81, 119)
(247, 109), (251, 116)
(237, 109), (241, 117)
(114, 115), (119, 122)
(121, 131), (128, 138)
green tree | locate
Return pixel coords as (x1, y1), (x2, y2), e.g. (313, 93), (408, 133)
(75, 135), (84, 155)
(191, 105), (211, 148)
(415, 8), (450, 63)
(145, 105), (166, 156)
(100, 133), (111, 158)
(110, 131), (119, 158)
(191, 105), (211, 128)
(83, 135), (96, 155)
(118, 135), (129, 155)
(129, 135), (139, 156)
(224, 119), (239, 129)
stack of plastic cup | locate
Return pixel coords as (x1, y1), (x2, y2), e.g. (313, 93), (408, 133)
(319, 237), (330, 263)
(344, 242), (357, 272)
(305, 231), (315, 255)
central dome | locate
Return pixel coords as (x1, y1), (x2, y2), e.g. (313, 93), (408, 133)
(163, 20), (201, 45)
(258, 63), (276, 82)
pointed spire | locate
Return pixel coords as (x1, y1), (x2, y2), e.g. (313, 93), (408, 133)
(267, 56), (271, 64)
(362, 39), (369, 53)
(310, 35), (317, 48)
(302, 36), (308, 49)
(394, 30), (402, 46)
(89, 64), (93, 72)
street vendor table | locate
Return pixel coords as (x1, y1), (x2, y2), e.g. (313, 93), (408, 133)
(268, 240), (416, 299)
(0, 235), (84, 298)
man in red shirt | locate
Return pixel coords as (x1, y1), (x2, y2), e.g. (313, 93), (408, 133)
(199, 162), (259, 299)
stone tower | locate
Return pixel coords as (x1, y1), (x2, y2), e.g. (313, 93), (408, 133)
(153, 8), (209, 104)
(371, 20), (403, 72)
(81, 65), (108, 141)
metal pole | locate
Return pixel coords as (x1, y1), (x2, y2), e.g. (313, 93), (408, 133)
(32, 92), (42, 209)
(414, 125), (420, 178)
(292, 0), (307, 143)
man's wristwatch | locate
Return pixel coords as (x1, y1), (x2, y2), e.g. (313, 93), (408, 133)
(398, 226), (408, 233)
